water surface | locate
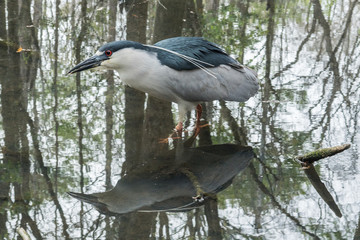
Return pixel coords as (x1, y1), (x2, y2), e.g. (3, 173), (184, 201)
(0, 0), (359, 239)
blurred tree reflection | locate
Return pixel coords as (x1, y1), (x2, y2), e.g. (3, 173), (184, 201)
(0, 0), (359, 239)
(122, 0), (147, 174)
(118, 0), (154, 239)
(1, 0), (33, 238)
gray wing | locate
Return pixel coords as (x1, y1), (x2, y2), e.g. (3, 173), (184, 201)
(168, 64), (259, 103)
(152, 37), (238, 71)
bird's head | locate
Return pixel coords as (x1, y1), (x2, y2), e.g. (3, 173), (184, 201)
(68, 41), (146, 74)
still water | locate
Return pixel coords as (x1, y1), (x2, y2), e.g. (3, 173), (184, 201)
(0, 0), (359, 239)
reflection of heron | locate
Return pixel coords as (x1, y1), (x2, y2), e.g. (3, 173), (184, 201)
(68, 37), (259, 136)
(68, 144), (254, 215)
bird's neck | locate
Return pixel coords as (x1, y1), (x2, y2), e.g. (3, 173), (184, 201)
(110, 48), (176, 102)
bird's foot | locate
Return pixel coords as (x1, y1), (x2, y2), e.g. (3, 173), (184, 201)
(198, 123), (210, 128)
(192, 122), (210, 138)
(192, 194), (205, 202)
(158, 136), (182, 144)
(158, 138), (169, 144)
(175, 122), (183, 134)
(158, 122), (184, 143)
(192, 193), (216, 202)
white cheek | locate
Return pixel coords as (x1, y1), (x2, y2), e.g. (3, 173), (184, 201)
(93, 65), (107, 71)
(100, 59), (117, 69)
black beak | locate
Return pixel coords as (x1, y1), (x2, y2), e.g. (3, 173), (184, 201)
(68, 55), (107, 74)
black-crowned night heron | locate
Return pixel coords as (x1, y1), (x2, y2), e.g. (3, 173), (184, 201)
(68, 37), (259, 136)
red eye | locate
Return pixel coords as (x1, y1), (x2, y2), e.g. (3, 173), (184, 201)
(105, 50), (112, 56)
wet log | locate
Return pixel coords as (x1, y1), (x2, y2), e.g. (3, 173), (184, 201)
(297, 144), (351, 167)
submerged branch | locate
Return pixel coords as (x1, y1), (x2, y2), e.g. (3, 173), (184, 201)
(303, 165), (342, 217)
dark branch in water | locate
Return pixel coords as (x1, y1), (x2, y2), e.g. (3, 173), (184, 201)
(296, 144), (351, 167)
(303, 165), (342, 217)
